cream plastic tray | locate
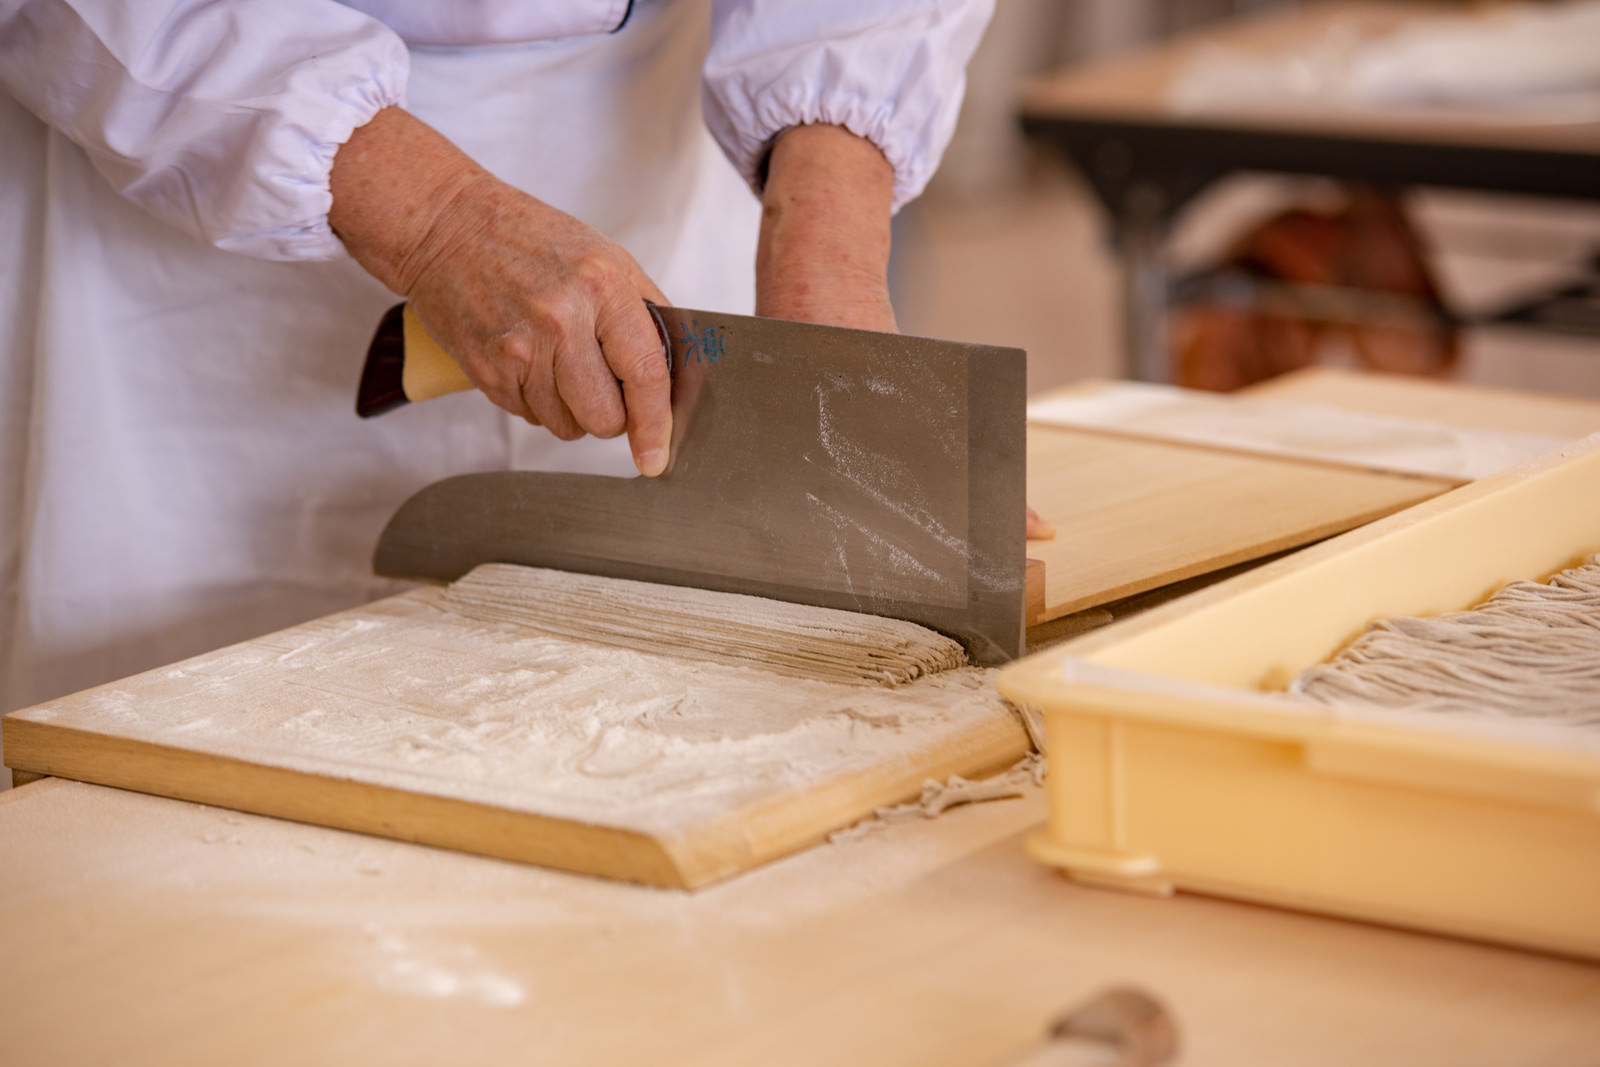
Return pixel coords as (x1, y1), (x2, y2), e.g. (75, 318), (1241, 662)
(997, 437), (1600, 959)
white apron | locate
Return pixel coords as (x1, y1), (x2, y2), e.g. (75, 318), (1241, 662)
(0, 0), (760, 714)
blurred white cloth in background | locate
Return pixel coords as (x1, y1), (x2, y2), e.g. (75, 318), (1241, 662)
(1170, 0), (1600, 124)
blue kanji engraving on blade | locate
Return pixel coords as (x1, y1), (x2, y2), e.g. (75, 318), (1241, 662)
(678, 319), (726, 367)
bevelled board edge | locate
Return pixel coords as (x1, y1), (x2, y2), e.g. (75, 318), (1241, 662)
(2, 716), (695, 889)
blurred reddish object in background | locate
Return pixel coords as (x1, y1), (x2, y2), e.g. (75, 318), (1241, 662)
(1175, 187), (1459, 392)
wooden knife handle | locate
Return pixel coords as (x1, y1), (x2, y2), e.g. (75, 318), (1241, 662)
(356, 303), (473, 418)
(357, 301), (673, 419)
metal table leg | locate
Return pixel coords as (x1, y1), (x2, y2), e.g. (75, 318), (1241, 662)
(1023, 128), (1216, 385)
(1120, 180), (1171, 382)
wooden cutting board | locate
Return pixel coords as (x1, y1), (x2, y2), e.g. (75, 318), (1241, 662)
(1023, 420), (1456, 624)
(3, 587), (1027, 890)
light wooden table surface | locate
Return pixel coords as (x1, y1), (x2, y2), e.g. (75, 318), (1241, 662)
(4, 371), (1600, 1066)
(5, 773), (1600, 1067)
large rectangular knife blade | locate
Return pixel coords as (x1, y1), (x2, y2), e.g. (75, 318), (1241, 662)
(369, 305), (1027, 664)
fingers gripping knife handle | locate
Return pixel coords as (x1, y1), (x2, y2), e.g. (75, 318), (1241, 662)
(355, 301), (672, 418)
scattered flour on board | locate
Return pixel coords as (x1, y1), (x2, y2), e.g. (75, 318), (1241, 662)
(35, 580), (1025, 842)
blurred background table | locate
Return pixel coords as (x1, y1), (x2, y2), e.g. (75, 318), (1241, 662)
(1018, 1), (1600, 382)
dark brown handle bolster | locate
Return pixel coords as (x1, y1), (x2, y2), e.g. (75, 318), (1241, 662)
(356, 302), (410, 418)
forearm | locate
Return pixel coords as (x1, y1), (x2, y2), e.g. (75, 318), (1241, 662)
(756, 124), (896, 332)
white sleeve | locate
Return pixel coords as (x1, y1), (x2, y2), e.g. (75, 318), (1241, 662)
(702, 0), (994, 213)
(0, 0), (408, 261)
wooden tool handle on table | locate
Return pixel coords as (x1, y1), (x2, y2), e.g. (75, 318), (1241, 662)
(995, 987), (1178, 1067)
(356, 303), (473, 418)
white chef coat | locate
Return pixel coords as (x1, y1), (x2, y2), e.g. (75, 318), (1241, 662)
(0, 0), (992, 717)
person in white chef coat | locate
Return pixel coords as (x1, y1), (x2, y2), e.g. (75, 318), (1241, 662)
(0, 0), (1001, 725)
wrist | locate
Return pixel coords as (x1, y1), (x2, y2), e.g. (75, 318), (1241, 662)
(329, 107), (487, 296)
(756, 124), (895, 327)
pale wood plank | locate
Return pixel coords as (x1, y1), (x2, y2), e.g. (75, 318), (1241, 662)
(2, 589), (1027, 888)
(1246, 367), (1600, 439)
(1024, 424), (1451, 621)
(1028, 379), (1565, 482)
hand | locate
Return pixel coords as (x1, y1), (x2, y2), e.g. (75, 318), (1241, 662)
(1026, 508), (1056, 541)
(330, 108), (673, 476)
(401, 178), (672, 474)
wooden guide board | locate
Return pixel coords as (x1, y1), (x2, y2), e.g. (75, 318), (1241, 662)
(1023, 423), (1454, 624)
(3, 589), (1028, 889)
